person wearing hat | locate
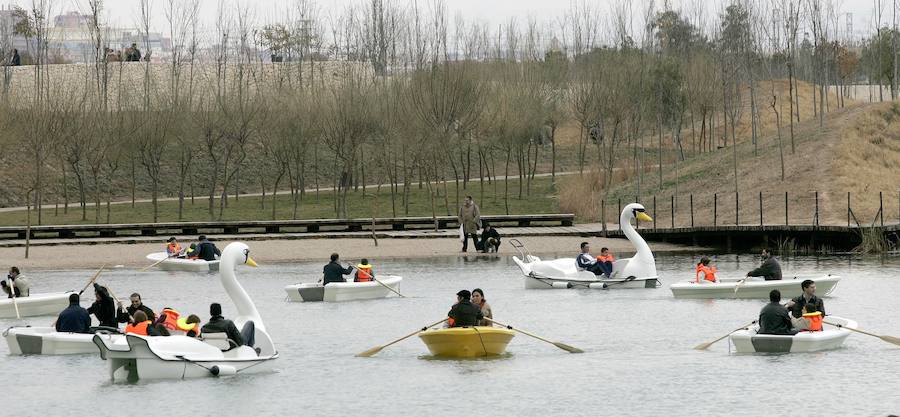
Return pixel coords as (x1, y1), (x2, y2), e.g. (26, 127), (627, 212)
(447, 290), (484, 328)
(200, 303), (255, 349)
(192, 235), (221, 262)
(477, 222), (501, 253)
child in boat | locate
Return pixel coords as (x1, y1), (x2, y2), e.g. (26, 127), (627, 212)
(695, 257), (718, 283)
(595, 248), (615, 278)
(792, 303), (823, 332)
(354, 259), (374, 282)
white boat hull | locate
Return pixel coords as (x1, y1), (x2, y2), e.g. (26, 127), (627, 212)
(4, 326), (122, 355)
(285, 275), (403, 302)
(670, 275), (840, 299)
(146, 252), (219, 272)
(0, 292), (74, 318)
(729, 316), (855, 353)
(513, 256), (659, 290)
(94, 334), (277, 381)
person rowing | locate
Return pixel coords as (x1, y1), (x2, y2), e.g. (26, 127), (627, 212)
(323, 253), (353, 285)
(746, 248), (782, 281)
(193, 235), (221, 262)
(785, 279), (825, 319)
(87, 283), (119, 328)
(757, 289), (797, 335)
(2, 266), (30, 298)
(165, 237), (185, 258)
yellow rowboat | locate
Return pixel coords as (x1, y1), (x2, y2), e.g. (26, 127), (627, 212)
(418, 327), (515, 358)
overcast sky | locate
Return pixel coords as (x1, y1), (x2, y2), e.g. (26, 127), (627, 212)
(7, 0), (887, 42)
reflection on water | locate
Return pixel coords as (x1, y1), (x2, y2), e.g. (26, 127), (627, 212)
(1, 252), (899, 416)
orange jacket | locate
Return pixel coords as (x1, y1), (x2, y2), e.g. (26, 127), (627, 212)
(802, 312), (823, 331)
(355, 264), (373, 282)
(695, 264), (717, 283)
(596, 254), (615, 263)
(166, 243), (181, 255)
(159, 308), (181, 331)
(125, 320), (152, 336)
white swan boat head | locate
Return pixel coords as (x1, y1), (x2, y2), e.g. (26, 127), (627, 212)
(511, 202), (659, 289)
(93, 242), (278, 381)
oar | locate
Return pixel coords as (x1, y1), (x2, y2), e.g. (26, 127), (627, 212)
(694, 320), (757, 350)
(105, 287), (132, 322)
(485, 318), (583, 353)
(824, 320), (900, 346)
(7, 278), (20, 319)
(79, 265), (107, 295)
(732, 279), (746, 296)
(141, 254), (173, 271)
(356, 318), (448, 357)
(373, 277), (405, 298)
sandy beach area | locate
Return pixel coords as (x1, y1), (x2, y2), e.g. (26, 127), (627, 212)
(0, 236), (702, 271)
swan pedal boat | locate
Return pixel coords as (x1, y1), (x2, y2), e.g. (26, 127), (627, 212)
(4, 326), (123, 355)
(418, 326), (515, 358)
(145, 252), (220, 272)
(512, 203), (660, 290)
(94, 243), (277, 381)
(729, 316), (856, 353)
(670, 275), (840, 299)
(284, 275), (402, 302)
(0, 292), (74, 319)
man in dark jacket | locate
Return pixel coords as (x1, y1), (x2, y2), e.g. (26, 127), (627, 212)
(87, 283), (118, 328)
(448, 290), (484, 327)
(758, 289), (797, 335)
(193, 236), (221, 261)
(200, 303), (255, 349)
(786, 279), (826, 318)
(478, 222), (501, 253)
(117, 293), (156, 324)
(746, 249), (782, 280)
(56, 293), (91, 333)
(323, 253), (353, 285)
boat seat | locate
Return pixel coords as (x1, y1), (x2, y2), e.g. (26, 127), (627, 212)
(200, 333), (238, 351)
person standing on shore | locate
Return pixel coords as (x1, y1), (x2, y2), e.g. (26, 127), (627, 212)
(458, 196), (481, 253)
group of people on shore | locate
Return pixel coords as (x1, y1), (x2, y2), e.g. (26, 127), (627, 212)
(165, 236), (221, 261)
(458, 196), (501, 253)
(55, 284), (255, 350)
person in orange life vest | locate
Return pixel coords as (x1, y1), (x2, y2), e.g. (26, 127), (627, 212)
(177, 314), (202, 337)
(792, 303), (823, 332)
(695, 256), (718, 283)
(355, 259), (374, 282)
(165, 237), (183, 257)
(156, 307), (182, 331)
(595, 247), (615, 278)
(125, 310), (161, 336)
(186, 243), (199, 259)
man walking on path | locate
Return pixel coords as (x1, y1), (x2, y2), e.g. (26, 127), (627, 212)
(458, 196), (481, 253)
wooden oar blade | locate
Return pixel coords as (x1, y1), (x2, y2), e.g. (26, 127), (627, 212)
(355, 346), (384, 357)
(879, 335), (900, 346)
(554, 342), (584, 353)
(693, 342), (712, 351)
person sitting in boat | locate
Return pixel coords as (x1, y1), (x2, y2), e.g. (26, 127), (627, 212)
(478, 222), (501, 253)
(201, 303), (256, 350)
(56, 293), (91, 334)
(2, 266), (30, 298)
(576, 242), (604, 276)
(165, 237), (184, 258)
(125, 310), (163, 336)
(447, 290), (484, 328)
(193, 235), (221, 262)
(757, 289), (798, 335)
(745, 249), (782, 281)
(117, 293), (156, 325)
(791, 303), (823, 332)
(472, 288), (493, 326)
(323, 253), (353, 285)
(154, 307), (183, 333)
(186, 243), (199, 260)
(695, 256), (718, 283)
(596, 248), (615, 278)
(785, 279), (826, 319)
(354, 259), (374, 282)
(177, 314), (202, 338)
(87, 283), (119, 328)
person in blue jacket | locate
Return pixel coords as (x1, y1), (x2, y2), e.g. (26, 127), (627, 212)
(56, 293), (91, 333)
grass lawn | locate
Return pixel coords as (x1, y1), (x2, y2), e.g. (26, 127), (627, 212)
(3, 177), (561, 226)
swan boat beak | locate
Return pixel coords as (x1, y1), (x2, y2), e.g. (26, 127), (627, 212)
(637, 212), (653, 222)
(245, 257), (258, 267)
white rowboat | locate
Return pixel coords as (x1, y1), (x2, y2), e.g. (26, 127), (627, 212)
(145, 252), (219, 272)
(284, 275), (403, 302)
(0, 292), (74, 319)
(4, 326), (123, 355)
(670, 275), (840, 299)
(729, 316), (856, 353)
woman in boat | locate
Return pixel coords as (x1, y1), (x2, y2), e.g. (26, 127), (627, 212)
(695, 257), (718, 283)
(87, 283), (119, 328)
(471, 288), (493, 326)
(2, 266), (29, 298)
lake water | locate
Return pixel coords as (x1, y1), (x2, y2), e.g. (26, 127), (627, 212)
(2, 252), (899, 417)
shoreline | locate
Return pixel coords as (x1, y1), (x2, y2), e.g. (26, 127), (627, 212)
(0, 236), (706, 271)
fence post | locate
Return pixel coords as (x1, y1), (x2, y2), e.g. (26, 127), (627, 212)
(714, 193), (717, 227)
(759, 191), (763, 226)
(847, 192), (850, 227)
(690, 194), (694, 227)
(618, 198), (622, 223)
(815, 191), (819, 227)
(653, 195), (657, 231)
(735, 192), (739, 226)
(671, 195), (675, 228)
(880, 191), (884, 227)
(601, 199), (607, 237)
(785, 191), (789, 226)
